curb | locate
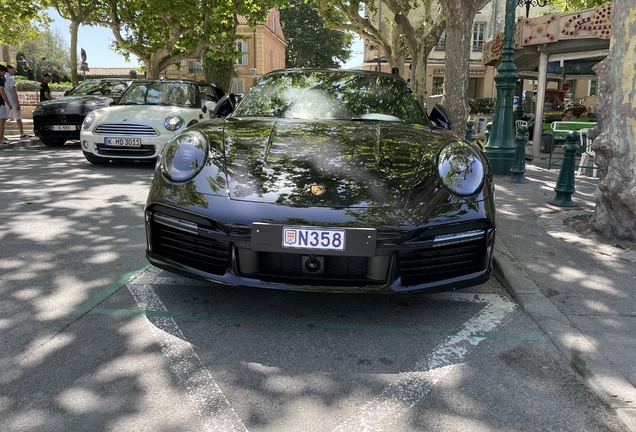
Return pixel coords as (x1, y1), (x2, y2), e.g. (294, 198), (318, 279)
(0, 138), (44, 150)
(493, 238), (636, 431)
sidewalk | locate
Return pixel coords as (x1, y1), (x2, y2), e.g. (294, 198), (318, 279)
(3, 118), (34, 137)
(493, 163), (636, 431)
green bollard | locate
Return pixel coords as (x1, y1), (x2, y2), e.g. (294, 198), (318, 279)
(465, 120), (474, 142)
(550, 131), (580, 207)
(509, 124), (527, 183)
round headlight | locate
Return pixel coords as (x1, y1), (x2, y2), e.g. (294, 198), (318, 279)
(437, 143), (485, 196)
(164, 115), (185, 132)
(161, 131), (209, 182)
(83, 112), (96, 129)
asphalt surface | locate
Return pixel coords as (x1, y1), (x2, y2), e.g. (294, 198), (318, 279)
(493, 163), (636, 431)
(0, 135), (636, 431)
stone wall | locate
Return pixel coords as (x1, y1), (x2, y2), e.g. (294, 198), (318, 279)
(12, 91), (66, 119)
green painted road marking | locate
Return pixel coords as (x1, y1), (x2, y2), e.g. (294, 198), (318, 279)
(86, 307), (549, 343)
(72, 261), (150, 314)
(72, 263), (549, 343)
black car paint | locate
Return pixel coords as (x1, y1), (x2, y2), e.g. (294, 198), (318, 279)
(144, 69), (496, 293)
(145, 121), (495, 293)
(32, 79), (132, 145)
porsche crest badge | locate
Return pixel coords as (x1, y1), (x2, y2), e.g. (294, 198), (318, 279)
(311, 185), (325, 196)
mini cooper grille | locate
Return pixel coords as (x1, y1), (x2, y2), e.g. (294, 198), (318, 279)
(96, 144), (156, 157)
(399, 234), (487, 285)
(150, 218), (230, 275)
(253, 253), (378, 286)
(94, 123), (158, 136)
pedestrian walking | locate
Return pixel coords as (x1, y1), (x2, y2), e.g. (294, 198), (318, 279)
(5, 64), (30, 139)
(0, 65), (13, 145)
(40, 72), (54, 102)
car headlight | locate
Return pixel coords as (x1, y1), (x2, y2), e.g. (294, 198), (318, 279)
(164, 115), (185, 132)
(437, 142), (485, 196)
(161, 131), (209, 182)
(83, 112), (96, 129)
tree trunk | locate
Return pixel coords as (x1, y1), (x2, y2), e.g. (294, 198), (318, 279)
(588, 2), (636, 240)
(70, 21), (79, 86)
(393, 8), (444, 110)
(439, 0), (490, 127)
(145, 59), (161, 79)
(410, 51), (427, 107)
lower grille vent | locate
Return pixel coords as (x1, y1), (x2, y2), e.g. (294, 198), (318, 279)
(248, 253), (379, 286)
(150, 218), (230, 275)
(399, 235), (486, 285)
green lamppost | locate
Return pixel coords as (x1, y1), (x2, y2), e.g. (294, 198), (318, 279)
(484, 0), (518, 175)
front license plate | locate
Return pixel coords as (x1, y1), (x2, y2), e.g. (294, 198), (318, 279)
(51, 125), (77, 131)
(104, 137), (142, 147)
(282, 227), (346, 251)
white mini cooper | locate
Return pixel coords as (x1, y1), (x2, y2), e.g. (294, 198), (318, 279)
(80, 79), (223, 164)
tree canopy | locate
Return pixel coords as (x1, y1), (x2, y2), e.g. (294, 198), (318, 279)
(544, 0), (606, 13)
(88, 0), (288, 78)
(50, 0), (101, 86)
(15, 28), (72, 82)
(280, 0), (353, 68)
(0, 0), (49, 46)
(315, 0), (446, 106)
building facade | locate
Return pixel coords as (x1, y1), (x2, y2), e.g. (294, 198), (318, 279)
(164, 9), (286, 95)
(360, 0), (548, 99)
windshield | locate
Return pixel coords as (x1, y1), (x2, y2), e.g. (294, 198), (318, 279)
(118, 82), (200, 107)
(234, 70), (428, 125)
(68, 79), (131, 96)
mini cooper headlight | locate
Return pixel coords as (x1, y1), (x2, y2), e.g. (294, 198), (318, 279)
(83, 112), (96, 129)
(164, 115), (185, 132)
(437, 142), (485, 196)
(161, 131), (209, 182)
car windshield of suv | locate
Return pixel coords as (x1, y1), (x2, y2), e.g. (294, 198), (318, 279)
(68, 79), (131, 96)
(118, 82), (199, 107)
(234, 70), (429, 126)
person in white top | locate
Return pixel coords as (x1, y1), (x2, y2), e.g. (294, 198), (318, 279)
(4, 64), (30, 139)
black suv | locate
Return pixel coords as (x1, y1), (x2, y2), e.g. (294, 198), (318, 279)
(33, 78), (133, 147)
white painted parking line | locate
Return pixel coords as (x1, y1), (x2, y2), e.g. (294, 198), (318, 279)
(127, 268), (515, 432)
(127, 267), (248, 432)
(332, 293), (516, 432)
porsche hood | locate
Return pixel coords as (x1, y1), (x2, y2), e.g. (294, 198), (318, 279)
(221, 118), (433, 208)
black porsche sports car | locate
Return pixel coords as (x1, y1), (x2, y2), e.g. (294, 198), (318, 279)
(33, 78), (133, 147)
(144, 69), (496, 293)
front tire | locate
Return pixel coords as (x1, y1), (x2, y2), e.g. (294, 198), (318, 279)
(83, 151), (109, 164)
(40, 137), (66, 147)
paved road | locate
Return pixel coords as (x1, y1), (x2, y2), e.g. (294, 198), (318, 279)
(0, 142), (626, 431)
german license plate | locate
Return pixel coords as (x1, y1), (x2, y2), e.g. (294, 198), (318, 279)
(51, 125), (77, 131)
(282, 227), (346, 251)
(104, 137), (142, 147)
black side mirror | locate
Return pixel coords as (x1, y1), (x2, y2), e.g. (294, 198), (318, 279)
(429, 104), (452, 130)
(64, 90), (70, 96)
(212, 93), (237, 118)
